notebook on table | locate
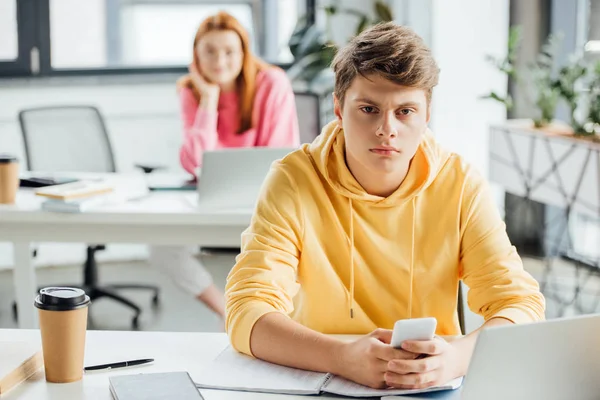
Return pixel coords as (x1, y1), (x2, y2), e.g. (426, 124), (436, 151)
(194, 346), (463, 398)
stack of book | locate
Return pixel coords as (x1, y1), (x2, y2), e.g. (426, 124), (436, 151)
(0, 341), (43, 395)
(35, 180), (115, 213)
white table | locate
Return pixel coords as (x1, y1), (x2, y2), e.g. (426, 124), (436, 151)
(0, 173), (253, 329)
(1, 329), (457, 400)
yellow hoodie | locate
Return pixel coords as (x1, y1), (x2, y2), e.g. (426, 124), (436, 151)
(226, 121), (545, 356)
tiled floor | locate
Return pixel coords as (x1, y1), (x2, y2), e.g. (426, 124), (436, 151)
(0, 251), (598, 333)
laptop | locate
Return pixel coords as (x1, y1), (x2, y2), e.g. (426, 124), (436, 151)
(195, 147), (295, 211)
(392, 314), (600, 400)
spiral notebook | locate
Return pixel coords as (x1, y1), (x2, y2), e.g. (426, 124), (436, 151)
(194, 346), (462, 398)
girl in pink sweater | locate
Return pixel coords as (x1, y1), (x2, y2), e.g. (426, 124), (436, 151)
(151, 11), (300, 322)
(178, 16), (300, 175)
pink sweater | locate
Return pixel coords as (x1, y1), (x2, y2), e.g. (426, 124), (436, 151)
(179, 67), (300, 176)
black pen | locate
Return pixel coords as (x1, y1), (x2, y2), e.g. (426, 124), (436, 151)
(84, 358), (154, 372)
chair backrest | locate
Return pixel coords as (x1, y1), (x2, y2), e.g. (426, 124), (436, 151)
(18, 106), (116, 173)
(293, 91), (321, 144)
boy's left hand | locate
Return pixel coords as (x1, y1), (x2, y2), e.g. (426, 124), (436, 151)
(383, 336), (462, 390)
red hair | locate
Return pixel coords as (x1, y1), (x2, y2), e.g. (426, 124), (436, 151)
(177, 11), (269, 133)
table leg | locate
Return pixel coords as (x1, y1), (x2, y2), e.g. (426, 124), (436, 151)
(13, 241), (38, 328)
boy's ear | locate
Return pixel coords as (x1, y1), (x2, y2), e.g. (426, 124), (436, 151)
(333, 93), (343, 124)
(426, 103), (431, 124)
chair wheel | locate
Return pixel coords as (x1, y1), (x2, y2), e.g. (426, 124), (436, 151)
(151, 293), (159, 307)
(132, 316), (140, 330)
(12, 302), (18, 321)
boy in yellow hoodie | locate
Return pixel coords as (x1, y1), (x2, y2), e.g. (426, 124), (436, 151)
(225, 22), (545, 390)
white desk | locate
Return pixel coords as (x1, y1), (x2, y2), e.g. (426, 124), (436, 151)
(0, 173), (253, 329)
(1, 329), (457, 400)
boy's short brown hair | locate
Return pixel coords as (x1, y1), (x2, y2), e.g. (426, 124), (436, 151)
(331, 22), (440, 106)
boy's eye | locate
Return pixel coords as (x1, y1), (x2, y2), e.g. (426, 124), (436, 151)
(399, 109), (413, 115)
(360, 106), (376, 114)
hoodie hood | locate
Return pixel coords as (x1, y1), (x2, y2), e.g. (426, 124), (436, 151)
(308, 120), (450, 206)
(307, 120), (452, 318)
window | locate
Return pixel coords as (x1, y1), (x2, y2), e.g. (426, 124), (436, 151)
(0, 0), (311, 77)
(584, 0), (600, 60)
(49, 0), (108, 69)
(117, 3), (256, 67)
(0, 0), (18, 61)
(50, 0), (257, 69)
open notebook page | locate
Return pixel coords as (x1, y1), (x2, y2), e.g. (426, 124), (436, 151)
(194, 346), (329, 395)
(323, 375), (464, 398)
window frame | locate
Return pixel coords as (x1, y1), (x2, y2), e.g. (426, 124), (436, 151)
(0, 0), (315, 78)
(0, 0), (37, 77)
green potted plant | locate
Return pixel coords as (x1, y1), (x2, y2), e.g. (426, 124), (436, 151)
(286, 0), (394, 84)
(481, 26), (522, 115)
(529, 33), (562, 128)
(552, 57), (588, 134)
(584, 60), (600, 139)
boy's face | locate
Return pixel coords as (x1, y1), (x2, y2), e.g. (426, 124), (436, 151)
(334, 73), (430, 180)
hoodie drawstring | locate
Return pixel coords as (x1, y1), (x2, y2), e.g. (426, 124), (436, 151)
(348, 198), (355, 318)
(408, 197), (416, 319)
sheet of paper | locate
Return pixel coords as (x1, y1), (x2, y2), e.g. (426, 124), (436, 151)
(194, 346), (329, 395)
(323, 375), (463, 398)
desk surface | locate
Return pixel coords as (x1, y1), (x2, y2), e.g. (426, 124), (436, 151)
(0, 173), (252, 226)
(1, 329), (458, 400)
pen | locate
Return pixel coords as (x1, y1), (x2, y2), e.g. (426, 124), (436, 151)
(84, 358), (154, 372)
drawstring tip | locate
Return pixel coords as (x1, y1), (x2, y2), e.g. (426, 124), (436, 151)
(350, 308), (354, 319)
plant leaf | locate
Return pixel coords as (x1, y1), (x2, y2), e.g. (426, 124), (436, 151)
(323, 5), (337, 15)
(374, 1), (394, 22)
(293, 24), (326, 59)
(288, 15), (310, 58)
(356, 16), (370, 35)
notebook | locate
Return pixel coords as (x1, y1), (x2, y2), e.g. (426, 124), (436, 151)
(0, 341), (43, 395)
(194, 346), (463, 398)
(41, 193), (113, 213)
(35, 179), (114, 201)
(109, 372), (203, 400)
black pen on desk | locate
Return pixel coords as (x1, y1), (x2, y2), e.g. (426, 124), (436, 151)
(84, 358), (154, 372)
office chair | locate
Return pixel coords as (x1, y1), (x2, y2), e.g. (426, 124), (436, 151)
(293, 91), (322, 144)
(14, 105), (160, 329)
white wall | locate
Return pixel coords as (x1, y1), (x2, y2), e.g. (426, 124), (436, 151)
(429, 0), (510, 178)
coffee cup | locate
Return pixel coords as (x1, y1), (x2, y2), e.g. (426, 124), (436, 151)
(0, 154), (19, 204)
(34, 287), (91, 383)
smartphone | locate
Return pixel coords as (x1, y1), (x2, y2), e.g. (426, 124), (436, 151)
(390, 317), (437, 349)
